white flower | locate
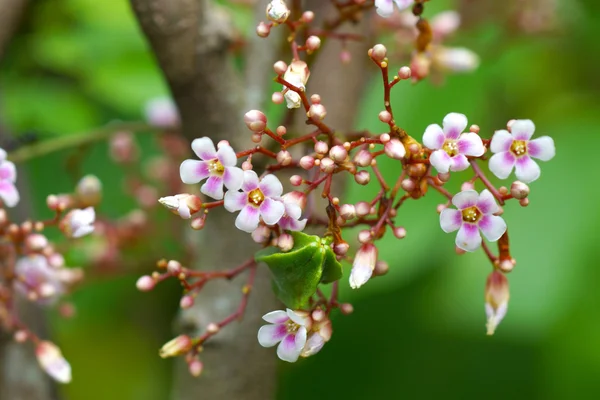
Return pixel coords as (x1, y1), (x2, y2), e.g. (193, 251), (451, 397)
(180, 137), (244, 200)
(158, 193), (202, 219)
(440, 190), (506, 252)
(35, 341), (72, 383)
(224, 170), (285, 233)
(488, 119), (555, 183)
(67, 207), (95, 238)
(300, 318), (332, 358)
(349, 243), (378, 289)
(14, 255), (64, 304)
(375, 0), (414, 18)
(485, 270), (509, 335)
(282, 61), (310, 109)
(423, 112), (484, 173)
(0, 148), (19, 207)
(257, 309), (309, 363)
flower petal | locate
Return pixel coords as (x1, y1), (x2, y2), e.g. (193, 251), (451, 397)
(476, 189), (499, 215)
(449, 154), (469, 171)
(180, 160), (210, 184)
(191, 137), (217, 160)
(457, 132), (484, 156)
(0, 181), (19, 208)
(279, 216), (307, 232)
(286, 309), (308, 326)
(393, 0), (415, 11)
(0, 160), (17, 182)
(527, 136), (555, 161)
(258, 324), (288, 347)
(489, 152), (516, 180)
(294, 326), (308, 353)
(284, 201), (302, 220)
(259, 174), (283, 198)
(452, 190), (478, 210)
(374, 0), (394, 17)
(72, 225), (95, 238)
(301, 333), (326, 357)
(455, 223), (482, 252)
(217, 144), (237, 167)
(262, 310), (289, 324)
(429, 149), (452, 173)
(442, 112), (468, 140)
(277, 333), (302, 363)
(241, 170), (260, 192)
(235, 204), (261, 233)
(200, 175), (224, 200)
(490, 130), (514, 153)
(224, 191), (247, 212)
(259, 198), (285, 225)
(440, 209), (462, 233)
(423, 124), (445, 150)
(478, 215), (507, 242)
(515, 155), (541, 183)
(510, 119), (535, 140)
(223, 166), (244, 191)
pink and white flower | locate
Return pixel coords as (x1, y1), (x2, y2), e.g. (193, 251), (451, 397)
(257, 309), (309, 363)
(180, 137), (244, 200)
(349, 243), (378, 289)
(301, 317), (332, 358)
(277, 192), (307, 232)
(14, 255), (64, 304)
(375, 0), (414, 18)
(423, 113), (485, 173)
(440, 189), (507, 252)
(35, 341), (72, 383)
(224, 171), (285, 233)
(488, 120), (555, 183)
(485, 270), (509, 335)
(61, 207), (95, 238)
(0, 148), (19, 207)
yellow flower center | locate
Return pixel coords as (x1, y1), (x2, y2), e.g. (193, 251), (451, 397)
(510, 140), (527, 157)
(461, 206), (482, 223)
(248, 188), (265, 206)
(442, 140), (459, 157)
(285, 319), (300, 333)
(208, 159), (225, 175)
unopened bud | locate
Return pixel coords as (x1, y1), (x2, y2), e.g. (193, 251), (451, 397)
(25, 233), (48, 252)
(290, 175), (303, 186)
(319, 158), (335, 174)
(357, 230), (371, 244)
(314, 141), (329, 154)
(354, 170), (370, 185)
(485, 270), (509, 335)
(256, 21), (271, 37)
(305, 36), (321, 53)
(398, 66), (411, 80)
(308, 103), (327, 121)
(75, 175), (102, 207)
(244, 110), (267, 133)
(180, 295), (194, 309)
(329, 146), (348, 162)
(159, 335), (193, 358)
(36, 341), (71, 383)
(167, 260), (182, 274)
(353, 150), (372, 167)
(355, 202), (370, 217)
(299, 156), (315, 170)
(339, 204), (356, 220)
(136, 275), (155, 292)
(370, 44), (387, 63)
(276, 150), (292, 166)
(334, 242), (350, 256)
(378, 111), (392, 124)
(384, 139), (406, 159)
(510, 181), (530, 200)
(190, 217), (206, 230)
(277, 233), (294, 252)
(273, 61), (288, 75)
(188, 359), (203, 377)
(266, 0), (290, 24)
(252, 225), (272, 244)
(158, 194), (202, 219)
(393, 226), (407, 239)
(340, 303), (354, 315)
(373, 260), (389, 276)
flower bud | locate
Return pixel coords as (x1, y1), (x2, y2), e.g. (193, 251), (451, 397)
(340, 303), (354, 315)
(144, 97), (180, 128)
(276, 150), (292, 166)
(266, 0), (290, 24)
(398, 66), (411, 80)
(333, 242), (349, 256)
(109, 131), (138, 164)
(273, 60), (288, 75)
(370, 44), (387, 63)
(353, 150), (373, 167)
(256, 21), (271, 37)
(167, 260), (182, 274)
(159, 335), (193, 358)
(339, 204), (356, 220)
(75, 175), (102, 207)
(314, 141), (329, 154)
(308, 103), (327, 121)
(188, 359), (204, 377)
(158, 194), (202, 219)
(190, 217), (206, 230)
(282, 191), (307, 210)
(319, 158), (335, 174)
(357, 230), (371, 244)
(36, 341), (71, 383)
(244, 110), (267, 133)
(410, 52), (431, 81)
(384, 139), (406, 159)
(290, 175), (303, 186)
(299, 155), (315, 170)
(60, 207), (95, 238)
(329, 145), (348, 162)
(136, 275), (155, 292)
(393, 226), (407, 239)
(251, 225), (272, 244)
(354, 170), (370, 185)
(355, 201), (370, 217)
(305, 35), (321, 53)
(25, 233), (49, 252)
(378, 111), (392, 124)
(180, 295), (194, 309)
(349, 243), (378, 289)
(277, 233), (294, 252)
(373, 260), (389, 276)
(510, 181), (530, 200)
(485, 270), (509, 335)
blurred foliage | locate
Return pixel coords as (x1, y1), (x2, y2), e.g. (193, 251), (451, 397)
(1, 0), (599, 399)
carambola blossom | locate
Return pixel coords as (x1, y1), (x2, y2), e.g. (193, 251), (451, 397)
(14, 255), (64, 304)
(375, 0), (414, 18)
(0, 148), (19, 207)
(423, 112), (484, 173)
(440, 189), (507, 252)
(485, 270), (509, 335)
(349, 243), (378, 289)
(257, 309), (309, 363)
(180, 137), (244, 200)
(36, 341), (72, 383)
(224, 171), (285, 233)
(489, 119), (555, 183)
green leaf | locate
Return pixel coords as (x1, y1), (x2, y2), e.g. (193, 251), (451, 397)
(255, 232), (342, 308)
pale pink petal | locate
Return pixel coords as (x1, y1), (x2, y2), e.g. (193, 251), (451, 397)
(527, 136), (555, 161)
(258, 324), (288, 347)
(422, 124), (445, 150)
(0, 181), (19, 208)
(455, 223), (481, 252)
(457, 132), (484, 156)
(515, 155), (540, 183)
(301, 333), (325, 357)
(439, 209), (462, 233)
(262, 310), (289, 324)
(0, 148), (6, 162)
(478, 215), (507, 242)
(393, 0), (414, 11)
(442, 112), (468, 140)
(375, 0), (394, 17)
(0, 161), (17, 182)
(452, 190), (478, 210)
(224, 191), (247, 212)
(476, 189), (499, 215)
(278, 215), (307, 232)
(294, 326), (308, 352)
(286, 309), (308, 326)
(235, 204), (261, 232)
(179, 160), (210, 184)
(223, 166), (244, 191)
(510, 120), (535, 140)
(431, 10), (460, 40)
(277, 333), (302, 363)
(434, 47), (479, 73)
(449, 154), (469, 171)
(284, 201), (302, 220)
(429, 149), (452, 173)
(242, 170), (260, 192)
(259, 174), (283, 198)
(488, 152), (516, 180)
(217, 145), (237, 167)
(260, 198), (285, 225)
(490, 130), (513, 153)
(191, 137), (217, 160)
(200, 175), (224, 200)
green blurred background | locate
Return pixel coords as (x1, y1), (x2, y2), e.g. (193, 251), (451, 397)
(2, 0), (599, 399)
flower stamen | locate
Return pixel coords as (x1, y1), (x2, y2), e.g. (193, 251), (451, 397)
(248, 188), (265, 206)
(208, 159), (225, 175)
(510, 140), (527, 157)
(442, 139), (459, 157)
(461, 206), (482, 223)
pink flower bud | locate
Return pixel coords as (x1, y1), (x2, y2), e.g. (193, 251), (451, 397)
(14, 330), (28, 343)
(334, 242), (349, 256)
(401, 179), (416, 192)
(378, 111), (392, 124)
(510, 181), (530, 200)
(354, 170), (371, 185)
(109, 131), (138, 164)
(339, 204), (356, 220)
(189, 359), (204, 377)
(167, 260), (182, 274)
(256, 21), (271, 37)
(75, 175), (102, 207)
(340, 303), (354, 315)
(437, 172), (450, 182)
(190, 217), (206, 230)
(319, 158), (335, 173)
(272, 92), (284, 104)
(276, 125), (287, 136)
(273, 60), (288, 75)
(136, 275), (155, 292)
(499, 259), (515, 273)
(277, 233), (294, 252)
(251, 133), (262, 143)
(290, 175), (303, 186)
(180, 295), (194, 309)
(353, 150), (373, 167)
(349, 243), (378, 289)
(398, 66), (412, 80)
(314, 141), (329, 154)
(357, 230), (371, 244)
(251, 225), (271, 244)
(380, 133), (391, 143)
(485, 270), (509, 335)
(306, 35), (321, 53)
(384, 139), (406, 159)
(25, 233), (48, 252)
(393, 226), (407, 239)
(301, 11), (315, 23)
(370, 44), (387, 63)
(310, 94), (321, 104)
(276, 150), (292, 166)
(36, 341), (71, 383)
(461, 182), (475, 191)
(158, 194), (202, 219)
(519, 198), (529, 207)
(329, 145), (348, 162)
(308, 103), (327, 121)
(340, 50), (351, 64)
(60, 207), (95, 238)
(244, 110), (267, 133)
(159, 335), (193, 358)
(355, 202), (370, 217)
(144, 97), (180, 128)
(373, 260), (389, 276)
(266, 0), (290, 24)
(299, 156), (315, 170)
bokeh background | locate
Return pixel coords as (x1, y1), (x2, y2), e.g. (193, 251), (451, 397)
(1, 0), (599, 399)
